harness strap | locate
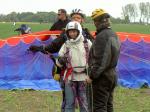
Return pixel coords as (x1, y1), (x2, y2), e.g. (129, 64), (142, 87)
(73, 69), (86, 74)
(83, 38), (89, 63)
(63, 38), (89, 81)
(63, 47), (73, 81)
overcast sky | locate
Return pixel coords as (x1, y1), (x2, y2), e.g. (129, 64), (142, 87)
(0, 0), (149, 18)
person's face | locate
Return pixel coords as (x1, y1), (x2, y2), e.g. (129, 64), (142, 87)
(71, 14), (84, 24)
(94, 19), (101, 30)
(68, 29), (79, 39)
(57, 11), (66, 20)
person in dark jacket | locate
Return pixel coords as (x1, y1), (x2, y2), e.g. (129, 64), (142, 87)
(50, 9), (70, 31)
(86, 9), (121, 112)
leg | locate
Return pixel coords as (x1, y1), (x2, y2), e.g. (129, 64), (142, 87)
(107, 74), (117, 112)
(107, 92), (114, 112)
(64, 81), (76, 112)
(59, 76), (65, 112)
(78, 81), (88, 112)
(107, 78), (116, 112)
(61, 89), (65, 112)
(92, 84), (109, 112)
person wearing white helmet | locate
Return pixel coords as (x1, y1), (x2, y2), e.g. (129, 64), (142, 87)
(29, 9), (93, 112)
(56, 21), (92, 112)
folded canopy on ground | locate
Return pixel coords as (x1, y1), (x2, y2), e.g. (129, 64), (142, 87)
(0, 31), (150, 90)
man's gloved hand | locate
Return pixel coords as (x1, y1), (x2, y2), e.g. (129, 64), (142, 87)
(29, 45), (43, 53)
(58, 57), (67, 67)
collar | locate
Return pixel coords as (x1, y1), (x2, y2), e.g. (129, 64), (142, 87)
(96, 27), (111, 35)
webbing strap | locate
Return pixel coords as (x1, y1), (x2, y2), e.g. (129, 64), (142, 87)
(83, 38), (89, 64)
(64, 39), (89, 80)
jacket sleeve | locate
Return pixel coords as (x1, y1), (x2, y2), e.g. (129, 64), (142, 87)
(14, 28), (21, 31)
(89, 34), (112, 80)
(56, 44), (66, 67)
(44, 32), (66, 53)
(49, 23), (57, 30)
(87, 39), (92, 50)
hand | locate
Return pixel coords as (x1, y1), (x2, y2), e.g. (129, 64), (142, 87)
(86, 76), (92, 84)
(58, 57), (67, 66)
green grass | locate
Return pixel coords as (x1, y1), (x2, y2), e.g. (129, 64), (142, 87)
(114, 87), (150, 112)
(0, 22), (50, 39)
(0, 90), (62, 112)
(112, 24), (150, 34)
(0, 22), (150, 39)
(0, 87), (150, 112)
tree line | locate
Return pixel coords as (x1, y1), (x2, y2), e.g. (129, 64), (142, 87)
(122, 2), (150, 24)
(0, 11), (57, 23)
(0, 11), (127, 24)
(0, 2), (149, 24)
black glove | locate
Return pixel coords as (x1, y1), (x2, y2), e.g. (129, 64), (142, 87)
(29, 45), (44, 53)
(58, 57), (67, 67)
(14, 28), (20, 32)
(49, 54), (56, 64)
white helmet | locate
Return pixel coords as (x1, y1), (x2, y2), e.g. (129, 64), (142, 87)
(70, 9), (84, 18)
(65, 21), (82, 42)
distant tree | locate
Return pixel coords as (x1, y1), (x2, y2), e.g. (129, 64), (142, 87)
(130, 4), (138, 23)
(144, 2), (150, 24)
(0, 14), (6, 22)
(139, 2), (146, 24)
(121, 6), (130, 23)
(17, 12), (34, 22)
(48, 11), (57, 23)
(36, 12), (53, 23)
(111, 17), (125, 24)
(122, 4), (138, 23)
(6, 12), (19, 22)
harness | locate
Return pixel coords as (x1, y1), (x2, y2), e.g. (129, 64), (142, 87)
(62, 38), (89, 81)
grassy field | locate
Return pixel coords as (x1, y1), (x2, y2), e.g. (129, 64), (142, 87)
(0, 22), (51, 39)
(0, 87), (150, 112)
(0, 22), (150, 39)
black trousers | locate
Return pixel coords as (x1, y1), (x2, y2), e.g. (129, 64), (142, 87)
(92, 74), (117, 112)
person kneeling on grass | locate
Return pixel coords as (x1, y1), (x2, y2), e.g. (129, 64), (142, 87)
(56, 21), (92, 112)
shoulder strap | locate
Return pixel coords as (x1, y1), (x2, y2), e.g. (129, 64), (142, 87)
(65, 39), (89, 65)
(83, 38), (89, 63)
(82, 28), (94, 42)
(65, 47), (72, 68)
